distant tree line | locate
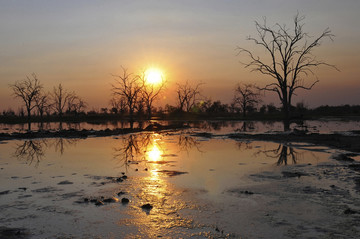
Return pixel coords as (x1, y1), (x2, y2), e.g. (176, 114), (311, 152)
(3, 70), (360, 131)
(7, 74), (87, 130)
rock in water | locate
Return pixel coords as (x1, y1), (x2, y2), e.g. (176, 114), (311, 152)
(95, 200), (104, 206)
(121, 198), (130, 204)
(141, 203), (153, 210)
(103, 197), (119, 203)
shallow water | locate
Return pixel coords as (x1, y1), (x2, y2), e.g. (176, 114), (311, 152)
(1, 118), (360, 134)
(1, 131), (360, 238)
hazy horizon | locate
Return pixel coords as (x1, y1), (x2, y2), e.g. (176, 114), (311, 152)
(1, 0), (359, 112)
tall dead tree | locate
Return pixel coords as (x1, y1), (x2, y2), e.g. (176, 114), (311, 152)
(233, 83), (261, 117)
(238, 14), (337, 130)
(9, 73), (43, 130)
(111, 67), (143, 122)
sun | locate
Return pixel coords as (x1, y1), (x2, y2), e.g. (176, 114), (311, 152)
(145, 68), (163, 85)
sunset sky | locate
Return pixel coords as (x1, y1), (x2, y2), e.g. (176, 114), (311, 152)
(1, 0), (359, 112)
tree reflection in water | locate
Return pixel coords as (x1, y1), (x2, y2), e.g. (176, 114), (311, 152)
(235, 140), (253, 150)
(235, 121), (255, 132)
(256, 144), (303, 166)
(13, 138), (79, 166)
(52, 138), (79, 155)
(113, 133), (157, 170)
(13, 140), (46, 167)
(177, 133), (202, 153)
(114, 133), (202, 171)
(114, 133), (200, 237)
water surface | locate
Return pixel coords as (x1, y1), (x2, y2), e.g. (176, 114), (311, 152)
(1, 131), (360, 238)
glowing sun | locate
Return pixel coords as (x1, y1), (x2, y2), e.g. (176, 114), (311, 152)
(145, 68), (163, 85)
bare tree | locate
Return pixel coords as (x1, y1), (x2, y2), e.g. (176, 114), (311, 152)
(176, 81), (202, 112)
(237, 14), (337, 130)
(111, 67), (143, 121)
(9, 73), (43, 130)
(51, 84), (74, 118)
(35, 91), (50, 120)
(109, 96), (127, 114)
(139, 71), (166, 119)
(66, 94), (87, 114)
(233, 83), (261, 117)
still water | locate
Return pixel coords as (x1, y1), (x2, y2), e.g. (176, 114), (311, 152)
(1, 118), (360, 134)
(1, 131), (360, 238)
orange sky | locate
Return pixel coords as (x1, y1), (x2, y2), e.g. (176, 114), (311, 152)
(1, 1), (359, 112)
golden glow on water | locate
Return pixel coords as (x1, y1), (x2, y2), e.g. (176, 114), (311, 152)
(147, 144), (162, 162)
(1, 131), (340, 238)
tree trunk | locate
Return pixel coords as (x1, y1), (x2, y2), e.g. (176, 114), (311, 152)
(282, 103), (291, 131)
(27, 108), (31, 131)
(147, 106), (152, 120)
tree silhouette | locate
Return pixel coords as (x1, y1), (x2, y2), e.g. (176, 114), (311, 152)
(112, 67), (143, 123)
(139, 70), (166, 119)
(238, 14), (337, 130)
(9, 73), (43, 130)
(51, 84), (74, 118)
(34, 90), (50, 125)
(176, 81), (202, 112)
(233, 83), (261, 117)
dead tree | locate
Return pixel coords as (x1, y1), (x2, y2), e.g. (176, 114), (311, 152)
(35, 91), (50, 120)
(109, 96), (127, 114)
(139, 71), (166, 119)
(238, 14), (337, 130)
(112, 67), (143, 122)
(66, 95), (87, 114)
(233, 83), (261, 117)
(176, 81), (202, 112)
(51, 84), (74, 118)
(9, 73), (43, 130)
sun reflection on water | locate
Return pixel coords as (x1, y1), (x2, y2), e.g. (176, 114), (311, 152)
(116, 133), (203, 237)
(147, 144), (162, 162)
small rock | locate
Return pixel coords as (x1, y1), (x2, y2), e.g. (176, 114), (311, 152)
(103, 197), (119, 203)
(135, 168), (138, 171)
(344, 208), (357, 214)
(121, 198), (130, 204)
(58, 180), (73, 185)
(333, 154), (355, 162)
(241, 190), (254, 195)
(0, 190), (10, 195)
(117, 191), (125, 196)
(18, 187), (27, 191)
(95, 200), (104, 206)
(282, 171), (307, 178)
(141, 203), (153, 210)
